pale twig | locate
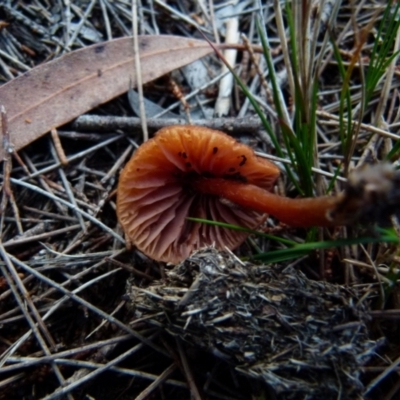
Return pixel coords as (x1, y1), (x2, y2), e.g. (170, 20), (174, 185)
(154, 70), (231, 118)
(42, 336), (158, 400)
(50, 143), (87, 233)
(0, 106), (23, 235)
(208, 0), (220, 43)
(176, 338), (203, 400)
(99, 0), (113, 40)
(7, 254), (168, 356)
(22, 206), (78, 222)
(0, 250), (124, 324)
(0, 373), (25, 389)
(100, 144), (133, 184)
(1, 334), (131, 373)
(132, 0), (148, 141)
(255, 151), (347, 182)
(72, 115), (263, 134)
(0, 303), (62, 326)
(2, 223), (82, 248)
(359, 245), (386, 302)
(67, 0), (97, 48)
(135, 364), (178, 400)
(153, 0), (211, 33)
(57, 227), (95, 255)
(148, 0), (160, 35)
(364, 354), (400, 395)
(102, 0), (131, 35)
(22, 152), (68, 216)
(317, 110), (400, 141)
(51, 128), (68, 166)
(5, 357), (187, 388)
(106, 257), (154, 280)
(85, 299), (126, 339)
(342, 258), (393, 283)
(9, 177), (124, 244)
(0, 247), (56, 349)
(0, 247), (71, 398)
(0, 55), (15, 79)
(0, 49), (30, 71)
(272, 0), (294, 97)
(62, 0), (71, 46)
(0, 258), (124, 367)
(0, 273), (35, 304)
(215, 14), (239, 117)
(22, 135), (123, 180)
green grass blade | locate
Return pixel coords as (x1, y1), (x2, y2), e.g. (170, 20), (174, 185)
(187, 218), (399, 265)
(186, 217), (296, 246)
(365, 0), (400, 107)
(253, 234), (399, 263)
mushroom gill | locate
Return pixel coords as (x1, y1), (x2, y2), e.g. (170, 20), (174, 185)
(117, 125), (280, 263)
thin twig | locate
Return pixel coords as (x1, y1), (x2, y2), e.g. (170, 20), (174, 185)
(72, 115), (264, 134)
(132, 0), (148, 141)
(42, 335), (159, 400)
(176, 338), (203, 400)
(7, 254), (168, 357)
(10, 177), (124, 244)
(135, 363), (178, 400)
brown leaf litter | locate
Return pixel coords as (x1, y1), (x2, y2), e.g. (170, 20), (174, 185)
(0, 35), (213, 160)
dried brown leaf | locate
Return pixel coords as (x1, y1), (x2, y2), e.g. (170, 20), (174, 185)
(0, 35), (213, 159)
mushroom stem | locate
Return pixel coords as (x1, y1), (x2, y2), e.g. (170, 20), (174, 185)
(193, 178), (341, 227)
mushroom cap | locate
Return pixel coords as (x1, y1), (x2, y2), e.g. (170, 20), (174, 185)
(117, 125), (280, 263)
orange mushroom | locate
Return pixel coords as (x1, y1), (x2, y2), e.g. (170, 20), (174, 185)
(117, 125), (347, 263)
(117, 125), (278, 263)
